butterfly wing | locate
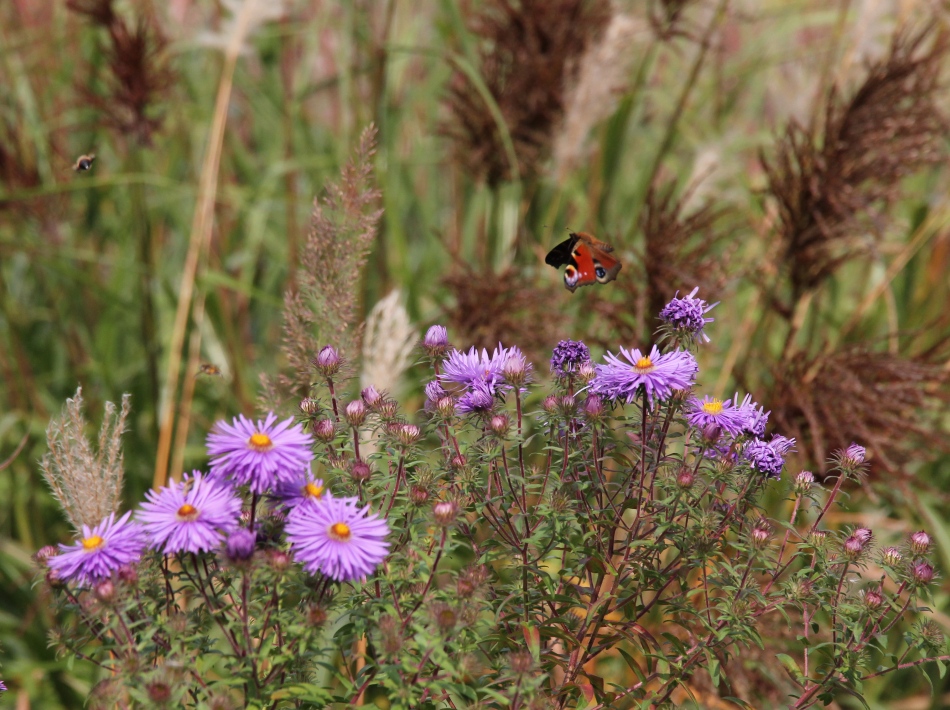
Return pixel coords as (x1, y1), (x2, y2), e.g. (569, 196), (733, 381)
(546, 232), (622, 292)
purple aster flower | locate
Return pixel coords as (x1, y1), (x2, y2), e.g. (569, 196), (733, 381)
(842, 443), (866, 466)
(207, 412), (314, 494)
(440, 345), (510, 388)
(272, 469), (331, 510)
(286, 497), (390, 582)
(590, 345), (698, 406)
(47, 511), (144, 587)
(425, 380), (446, 403)
(0, 680), (6, 693)
(139, 472), (241, 554)
(686, 396), (746, 437)
(457, 381), (496, 414)
(659, 287), (717, 343)
(550, 340), (591, 377)
(744, 435), (796, 480)
(734, 393), (770, 438)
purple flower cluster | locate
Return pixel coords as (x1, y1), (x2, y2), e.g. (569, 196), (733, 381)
(659, 287), (717, 343)
(440, 344), (531, 414)
(207, 413), (314, 494)
(286, 496), (390, 582)
(550, 340), (591, 377)
(590, 345), (697, 406)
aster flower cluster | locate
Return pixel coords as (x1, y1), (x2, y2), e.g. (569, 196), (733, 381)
(35, 312), (945, 709)
(658, 286), (718, 344)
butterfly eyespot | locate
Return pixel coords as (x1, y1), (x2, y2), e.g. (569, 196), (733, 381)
(595, 266), (607, 279)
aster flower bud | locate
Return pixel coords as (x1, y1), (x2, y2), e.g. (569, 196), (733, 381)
(510, 652), (534, 675)
(424, 380), (446, 403)
(299, 397), (320, 416)
(117, 564), (139, 586)
(313, 345), (341, 376)
(409, 485), (430, 506)
(94, 579), (116, 604)
(881, 546), (903, 566)
(751, 521), (772, 549)
(558, 394), (576, 416)
(676, 468), (695, 490)
(433, 500), (460, 526)
(794, 470), (814, 494)
(147, 681), (173, 703)
(912, 560), (935, 585)
(378, 399), (399, 420)
(267, 549), (291, 573)
(379, 614), (403, 654)
(542, 395), (559, 414)
(809, 530), (829, 551)
(350, 459), (372, 482)
(583, 395), (604, 421)
(910, 530), (932, 557)
(490, 414), (510, 437)
(843, 534), (865, 561)
(853, 527), (873, 545)
(423, 325), (450, 356)
(701, 422), (723, 444)
(344, 400), (367, 427)
(431, 602), (457, 633)
(33, 545), (59, 568)
(436, 396), (456, 418)
(361, 386), (383, 409)
(862, 588), (885, 611)
(397, 423), (421, 447)
(225, 529), (256, 565)
(457, 565), (487, 597)
(46, 568), (64, 588)
(578, 361), (596, 383)
(313, 418), (336, 442)
(785, 577), (814, 604)
(842, 443), (866, 466)
(450, 454), (467, 470)
(307, 604), (328, 626)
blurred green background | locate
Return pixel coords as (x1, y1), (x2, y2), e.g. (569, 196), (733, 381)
(2, 0), (949, 706)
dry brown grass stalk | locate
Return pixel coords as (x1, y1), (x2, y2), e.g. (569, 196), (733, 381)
(770, 340), (950, 474)
(443, 0), (610, 185)
(762, 23), (948, 301)
(272, 125), (383, 401)
(41, 387), (131, 531)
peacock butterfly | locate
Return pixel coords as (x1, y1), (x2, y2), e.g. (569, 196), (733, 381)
(545, 231), (622, 293)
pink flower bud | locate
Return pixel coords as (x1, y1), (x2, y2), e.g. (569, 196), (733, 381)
(910, 530), (932, 556)
(313, 345), (341, 376)
(313, 418), (336, 442)
(433, 500), (460, 526)
(344, 400), (367, 427)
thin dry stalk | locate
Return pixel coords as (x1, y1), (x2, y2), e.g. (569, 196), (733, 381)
(762, 24), (948, 301)
(41, 388), (131, 531)
(152, 0), (259, 490)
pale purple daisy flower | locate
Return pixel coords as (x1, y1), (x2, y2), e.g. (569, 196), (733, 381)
(659, 287), (718, 343)
(286, 497), (390, 582)
(48, 511), (144, 587)
(272, 468), (331, 510)
(440, 345), (511, 388)
(550, 340), (591, 377)
(590, 345), (698, 406)
(686, 396), (746, 437)
(735, 393), (770, 438)
(0, 680), (5, 694)
(744, 435), (796, 480)
(139, 472), (241, 554)
(207, 412), (314, 494)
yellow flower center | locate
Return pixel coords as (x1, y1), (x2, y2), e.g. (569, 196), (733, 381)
(248, 432), (273, 451)
(328, 522), (351, 541)
(701, 399), (724, 415)
(303, 483), (325, 499)
(633, 356), (654, 373)
(177, 503), (199, 521)
(82, 535), (104, 551)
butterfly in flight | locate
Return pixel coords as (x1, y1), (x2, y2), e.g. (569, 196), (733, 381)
(545, 231), (622, 293)
(196, 363), (222, 377)
(72, 154), (96, 172)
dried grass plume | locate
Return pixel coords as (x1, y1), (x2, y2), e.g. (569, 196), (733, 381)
(40, 387), (131, 532)
(361, 290), (418, 396)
